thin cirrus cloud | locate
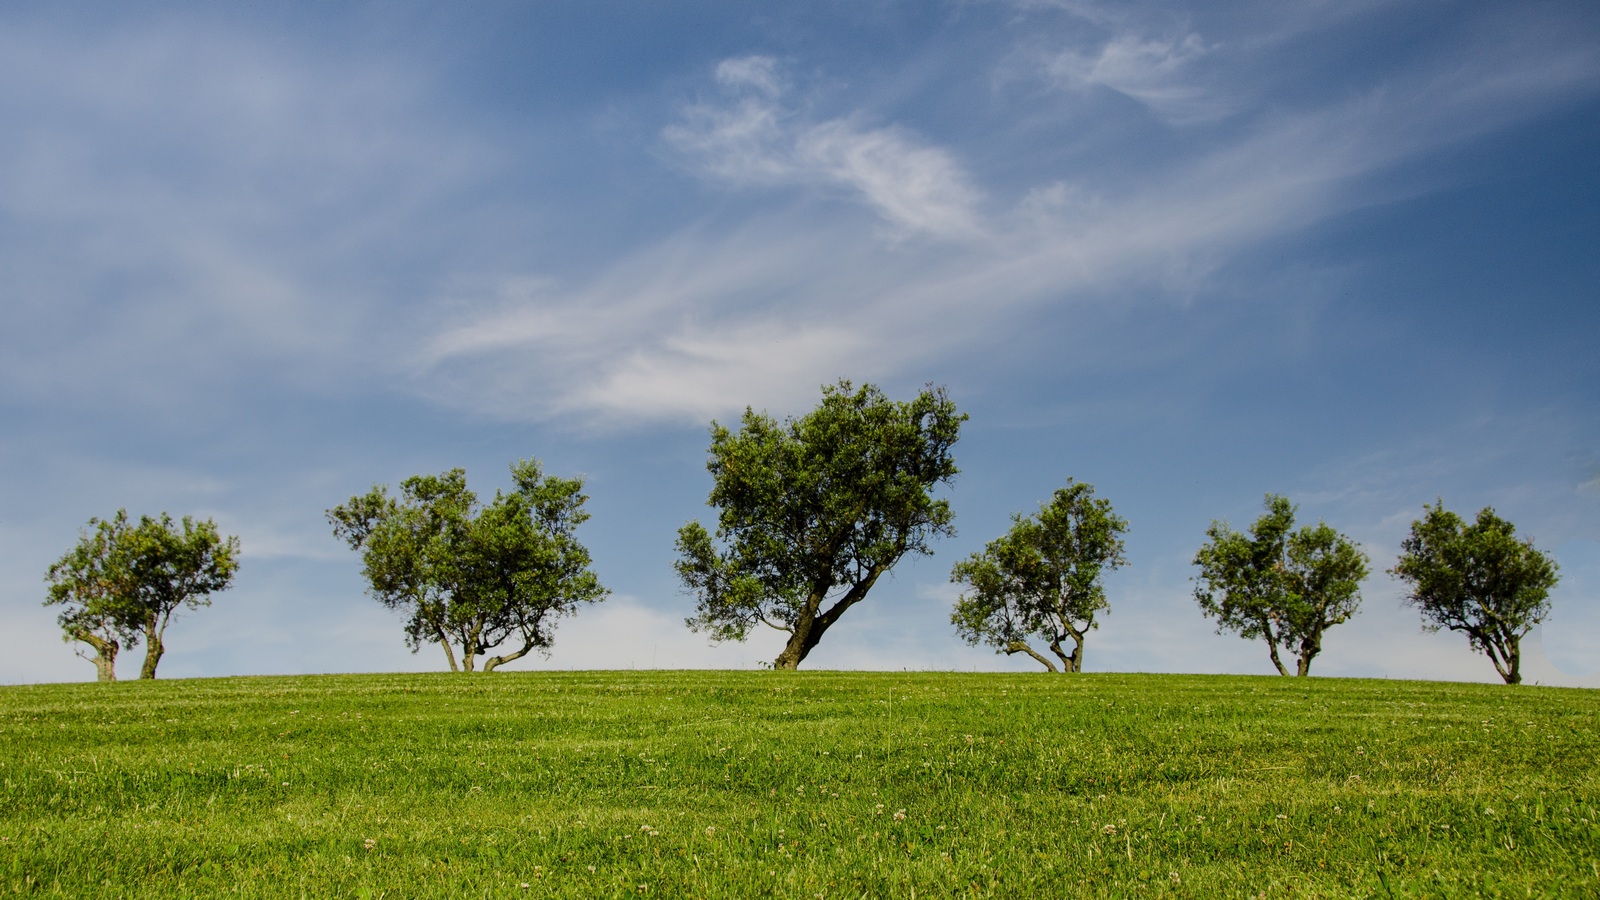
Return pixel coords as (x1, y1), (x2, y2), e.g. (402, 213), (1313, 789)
(1043, 31), (1224, 124)
(663, 55), (987, 241)
(416, 25), (1599, 431)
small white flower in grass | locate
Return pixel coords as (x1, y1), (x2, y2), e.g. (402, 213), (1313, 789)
(1275, 814), (1287, 821)
(1169, 872), (1181, 885)
(893, 810), (906, 821)
(363, 838), (376, 851)
(1101, 824), (1117, 835)
(705, 826), (716, 837)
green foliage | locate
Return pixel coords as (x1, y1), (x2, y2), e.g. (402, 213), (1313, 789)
(1192, 495), (1369, 676)
(1391, 502), (1559, 685)
(951, 480), (1128, 672)
(44, 510), (239, 681)
(678, 381), (965, 669)
(328, 458), (607, 672)
(1, 671), (1596, 898)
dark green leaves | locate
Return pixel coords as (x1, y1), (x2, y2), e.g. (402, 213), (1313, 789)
(44, 510), (240, 680)
(1391, 502), (1558, 684)
(1192, 495), (1368, 676)
(327, 458), (607, 672)
(678, 381), (965, 669)
(950, 480), (1128, 672)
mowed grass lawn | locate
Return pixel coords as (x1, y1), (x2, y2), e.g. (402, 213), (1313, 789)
(1, 671), (1596, 898)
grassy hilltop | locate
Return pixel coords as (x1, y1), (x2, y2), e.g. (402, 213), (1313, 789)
(1, 671), (1596, 898)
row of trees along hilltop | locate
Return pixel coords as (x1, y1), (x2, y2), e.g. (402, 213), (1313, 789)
(44, 381), (1562, 685)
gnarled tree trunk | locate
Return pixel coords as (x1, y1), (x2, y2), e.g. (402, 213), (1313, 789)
(73, 629), (119, 682)
(1048, 633), (1085, 673)
(1260, 617), (1290, 676)
(139, 623), (164, 680)
(773, 570), (881, 670)
(483, 639), (537, 673)
(1005, 640), (1058, 672)
(1483, 631), (1522, 685)
(1294, 632), (1322, 676)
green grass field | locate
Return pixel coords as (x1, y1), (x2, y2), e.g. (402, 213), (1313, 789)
(1, 671), (1596, 898)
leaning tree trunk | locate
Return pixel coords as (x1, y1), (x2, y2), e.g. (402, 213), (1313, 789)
(774, 623), (820, 671)
(772, 571), (881, 670)
(1005, 640), (1058, 672)
(433, 625), (461, 672)
(1497, 633), (1522, 685)
(483, 638), (537, 673)
(1260, 619), (1290, 676)
(139, 640), (163, 679)
(74, 629), (118, 683)
(139, 619), (165, 680)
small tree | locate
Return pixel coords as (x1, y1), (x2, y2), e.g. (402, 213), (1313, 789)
(328, 458), (608, 672)
(1192, 495), (1368, 676)
(1390, 502), (1558, 685)
(44, 510), (239, 680)
(950, 480), (1128, 672)
(677, 380), (965, 670)
(44, 513), (137, 682)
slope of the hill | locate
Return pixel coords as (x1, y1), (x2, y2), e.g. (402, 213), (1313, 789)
(1, 671), (1596, 897)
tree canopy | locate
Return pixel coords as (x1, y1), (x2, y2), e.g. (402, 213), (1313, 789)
(677, 381), (965, 670)
(44, 510), (240, 680)
(1192, 495), (1368, 676)
(1390, 502), (1558, 685)
(328, 458), (607, 672)
(951, 480), (1128, 672)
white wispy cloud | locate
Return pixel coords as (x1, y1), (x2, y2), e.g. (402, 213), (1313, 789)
(1044, 31), (1221, 123)
(420, 22), (1599, 429)
(665, 56), (986, 240)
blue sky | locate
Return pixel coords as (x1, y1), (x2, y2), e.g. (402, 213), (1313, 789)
(2, 0), (1597, 685)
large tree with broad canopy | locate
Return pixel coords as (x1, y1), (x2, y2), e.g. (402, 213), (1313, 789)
(677, 380), (964, 670)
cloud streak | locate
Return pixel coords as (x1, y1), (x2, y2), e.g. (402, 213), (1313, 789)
(420, 23), (1599, 427)
(665, 56), (986, 240)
